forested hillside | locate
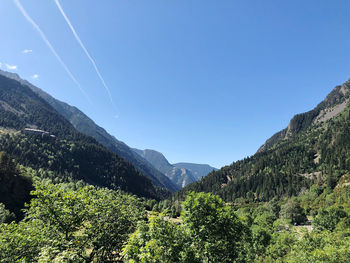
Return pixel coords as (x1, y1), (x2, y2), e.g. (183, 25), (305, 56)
(175, 80), (350, 202)
(0, 69), (178, 192)
(0, 74), (169, 204)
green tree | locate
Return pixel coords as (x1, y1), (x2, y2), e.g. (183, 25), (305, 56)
(280, 199), (307, 225)
(124, 192), (251, 263)
(182, 192), (250, 263)
(123, 214), (198, 263)
(0, 181), (145, 262)
(0, 203), (15, 223)
(313, 206), (347, 231)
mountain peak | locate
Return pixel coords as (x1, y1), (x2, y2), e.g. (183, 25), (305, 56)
(133, 148), (217, 188)
(258, 79), (350, 152)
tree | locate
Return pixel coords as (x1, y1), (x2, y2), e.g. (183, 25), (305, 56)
(181, 192), (250, 263)
(280, 199), (307, 225)
(0, 181), (145, 262)
(0, 151), (33, 219)
(123, 214), (198, 263)
(313, 206), (347, 231)
(0, 203), (15, 223)
(123, 192), (251, 263)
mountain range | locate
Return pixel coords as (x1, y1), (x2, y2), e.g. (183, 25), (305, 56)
(1, 67), (350, 210)
(0, 69), (215, 199)
(133, 148), (217, 188)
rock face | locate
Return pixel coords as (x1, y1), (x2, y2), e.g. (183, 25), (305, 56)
(0, 69), (178, 192)
(258, 80), (350, 152)
(133, 149), (217, 188)
(173, 163), (218, 180)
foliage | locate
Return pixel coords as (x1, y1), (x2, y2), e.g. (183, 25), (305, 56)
(280, 199), (307, 225)
(123, 214), (197, 263)
(0, 203), (15, 223)
(313, 206), (348, 231)
(0, 181), (145, 262)
(0, 151), (33, 219)
(124, 192), (251, 263)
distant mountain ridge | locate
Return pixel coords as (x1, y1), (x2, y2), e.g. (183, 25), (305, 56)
(173, 162), (217, 180)
(0, 69), (178, 192)
(133, 148), (217, 188)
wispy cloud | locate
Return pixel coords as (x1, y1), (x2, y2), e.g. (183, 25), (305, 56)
(12, 0), (91, 104)
(23, 49), (32, 53)
(6, 64), (17, 70)
(54, 0), (117, 111)
(32, 74), (39, 79)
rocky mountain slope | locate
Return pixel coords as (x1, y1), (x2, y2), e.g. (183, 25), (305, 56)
(133, 148), (216, 188)
(258, 80), (350, 152)
(173, 162), (217, 180)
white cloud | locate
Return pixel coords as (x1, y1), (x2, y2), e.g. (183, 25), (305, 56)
(32, 74), (39, 79)
(5, 64), (17, 70)
(0, 62), (2, 68)
(23, 49), (32, 53)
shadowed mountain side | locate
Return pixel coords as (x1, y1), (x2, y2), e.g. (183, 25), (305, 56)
(0, 70), (178, 192)
(0, 72), (169, 201)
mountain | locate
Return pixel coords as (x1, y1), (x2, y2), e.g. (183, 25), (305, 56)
(0, 69), (178, 192)
(133, 148), (217, 188)
(173, 163), (217, 180)
(258, 80), (350, 152)
(175, 78), (350, 202)
(0, 72), (169, 203)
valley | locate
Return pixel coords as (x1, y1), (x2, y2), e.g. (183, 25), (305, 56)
(1, 1), (350, 261)
(0, 71), (349, 262)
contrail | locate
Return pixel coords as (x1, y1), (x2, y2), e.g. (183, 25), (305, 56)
(12, 0), (92, 104)
(54, 0), (117, 111)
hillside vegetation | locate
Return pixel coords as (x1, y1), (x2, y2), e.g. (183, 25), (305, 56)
(0, 69), (178, 192)
(0, 74), (169, 204)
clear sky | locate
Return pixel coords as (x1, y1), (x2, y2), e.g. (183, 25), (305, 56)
(1, 0), (350, 168)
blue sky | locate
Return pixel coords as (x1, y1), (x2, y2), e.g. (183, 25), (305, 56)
(1, 0), (350, 168)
